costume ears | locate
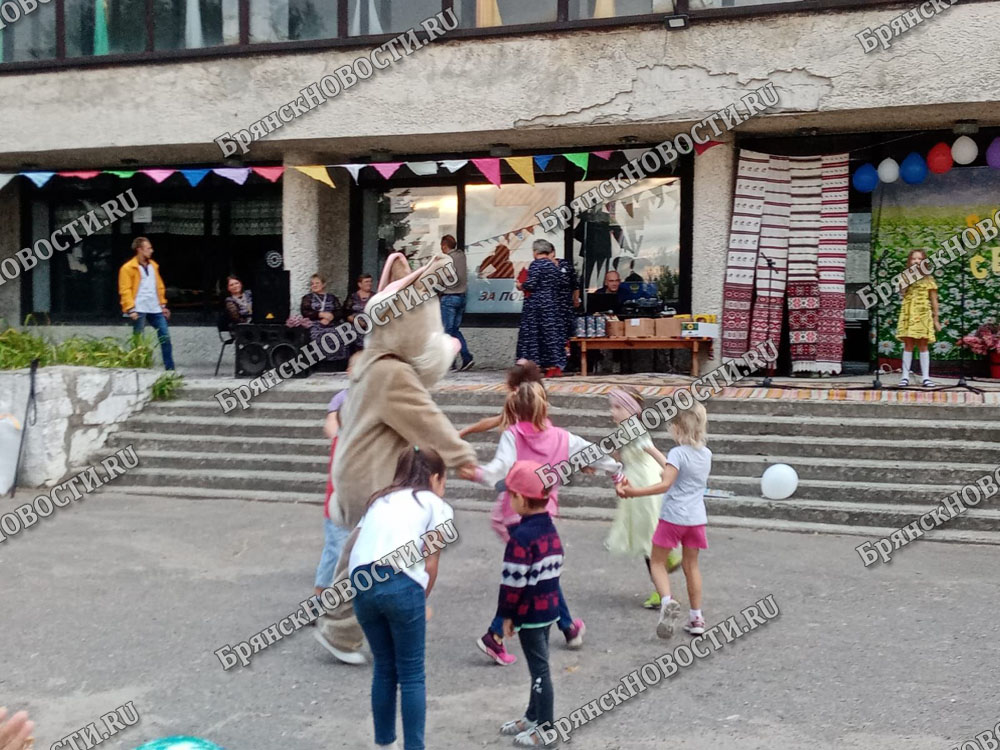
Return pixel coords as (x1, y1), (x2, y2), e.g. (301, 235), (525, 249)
(378, 252), (428, 295)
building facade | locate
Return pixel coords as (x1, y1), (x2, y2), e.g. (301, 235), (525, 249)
(1, 0), (998, 371)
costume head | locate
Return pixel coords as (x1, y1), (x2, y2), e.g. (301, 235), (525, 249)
(356, 252), (459, 387)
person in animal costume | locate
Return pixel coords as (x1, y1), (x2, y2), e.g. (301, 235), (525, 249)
(314, 251), (478, 664)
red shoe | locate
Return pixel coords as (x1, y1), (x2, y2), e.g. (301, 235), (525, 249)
(476, 632), (517, 665)
(544, 367), (563, 378)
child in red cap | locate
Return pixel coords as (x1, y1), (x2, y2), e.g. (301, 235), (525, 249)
(496, 460), (562, 748)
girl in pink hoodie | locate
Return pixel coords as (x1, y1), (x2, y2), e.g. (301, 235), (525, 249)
(465, 381), (624, 666)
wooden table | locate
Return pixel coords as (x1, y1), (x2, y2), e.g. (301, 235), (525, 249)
(570, 337), (713, 377)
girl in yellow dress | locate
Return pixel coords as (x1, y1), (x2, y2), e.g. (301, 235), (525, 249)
(604, 387), (682, 608)
(896, 248), (942, 387)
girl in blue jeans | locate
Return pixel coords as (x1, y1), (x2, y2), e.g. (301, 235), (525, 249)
(349, 446), (454, 750)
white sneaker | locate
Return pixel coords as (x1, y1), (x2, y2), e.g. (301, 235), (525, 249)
(313, 628), (367, 665)
(501, 718), (537, 736)
(656, 599), (681, 640)
(374, 743), (398, 750)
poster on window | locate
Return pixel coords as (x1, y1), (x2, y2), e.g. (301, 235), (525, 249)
(872, 167), (1000, 361)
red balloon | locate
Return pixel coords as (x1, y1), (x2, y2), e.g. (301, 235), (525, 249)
(927, 142), (954, 174)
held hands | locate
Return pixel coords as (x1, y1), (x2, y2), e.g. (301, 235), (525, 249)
(615, 478), (633, 498)
(128, 312), (139, 321)
(457, 464), (478, 481)
(503, 618), (515, 639)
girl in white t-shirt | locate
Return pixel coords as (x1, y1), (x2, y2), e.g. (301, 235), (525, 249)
(349, 446), (455, 750)
(616, 401), (711, 641)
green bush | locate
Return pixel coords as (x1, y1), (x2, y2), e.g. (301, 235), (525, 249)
(150, 372), (185, 401)
(0, 322), (155, 370)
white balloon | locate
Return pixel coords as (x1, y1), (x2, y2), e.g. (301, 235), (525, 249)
(877, 158), (900, 184)
(952, 135), (979, 165)
(761, 463), (799, 500)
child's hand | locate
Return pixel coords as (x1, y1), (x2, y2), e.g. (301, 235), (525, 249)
(426, 605), (433, 622)
(503, 618), (515, 638)
(458, 464), (478, 481)
(615, 478), (632, 498)
(935, 320), (943, 332)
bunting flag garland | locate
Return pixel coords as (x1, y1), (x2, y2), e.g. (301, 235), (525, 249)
(251, 166), (284, 183)
(471, 158), (501, 187)
(106, 170), (137, 179)
(341, 164), (364, 183)
(533, 154), (555, 171)
(213, 167), (251, 185)
(505, 156), (535, 185)
(176, 168), (208, 187)
(694, 140), (723, 156)
(440, 159), (468, 173)
(58, 171), (100, 179)
(373, 162), (403, 180)
(294, 165), (335, 189)
(623, 201), (634, 218)
(592, 150), (613, 161)
(563, 152), (590, 178)
(621, 148), (646, 162)
(141, 169), (176, 184)
(407, 161), (439, 176)
(25, 172), (55, 188)
(0, 174), (15, 191)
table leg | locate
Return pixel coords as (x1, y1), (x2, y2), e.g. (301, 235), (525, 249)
(580, 342), (588, 377)
(691, 341), (700, 377)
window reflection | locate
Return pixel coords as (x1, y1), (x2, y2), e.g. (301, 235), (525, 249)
(455, 0), (558, 28)
(250, 0), (338, 42)
(155, 0), (239, 49)
(569, 0), (675, 19)
(348, 0), (442, 36)
(65, 0), (145, 56)
(0, 1), (56, 62)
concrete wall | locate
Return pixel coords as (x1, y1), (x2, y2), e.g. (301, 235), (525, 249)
(0, 366), (159, 487)
(0, 184), (20, 324)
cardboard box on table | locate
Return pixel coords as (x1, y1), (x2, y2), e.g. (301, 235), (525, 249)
(605, 320), (625, 338)
(654, 317), (682, 338)
(625, 318), (655, 338)
(680, 322), (719, 338)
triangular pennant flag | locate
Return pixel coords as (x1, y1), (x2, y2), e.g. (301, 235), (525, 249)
(58, 171), (101, 179)
(592, 150), (613, 160)
(141, 169), (176, 184)
(526, 225), (536, 235)
(213, 167), (251, 185)
(24, 172), (55, 188)
(0, 174), (15, 191)
(440, 159), (468, 173)
(340, 164), (364, 183)
(515, 230), (525, 240)
(373, 162), (403, 180)
(294, 166), (336, 189)
(621, 148), (646, 162)
(505, 156), (535, 185)
(623, 201), (634, 218)
(407, 161), (439, 176)
(694, 140), (723, 156)
(180, 168), (211, 187)
(106, 170), (136, 179)
(471, 158), (501, 187)
(251, 166), (284, 183)
(533, 155), (554, 171)
(564, 153), (590, 177)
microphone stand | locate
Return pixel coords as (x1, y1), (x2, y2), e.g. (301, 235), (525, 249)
(757, 249), (778, 387)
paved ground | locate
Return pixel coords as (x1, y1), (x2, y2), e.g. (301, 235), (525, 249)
(2, 490), (999, 750)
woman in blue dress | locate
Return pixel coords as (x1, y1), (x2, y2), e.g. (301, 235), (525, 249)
(516, 240), (578, 377)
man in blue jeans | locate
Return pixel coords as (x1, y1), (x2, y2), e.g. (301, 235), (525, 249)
(439, 234), (473, 371)
(118, 237), (174, 370)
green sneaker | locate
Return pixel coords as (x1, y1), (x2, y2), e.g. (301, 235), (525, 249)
(667, 548), (682, 573)
(642, 592), (661, 609)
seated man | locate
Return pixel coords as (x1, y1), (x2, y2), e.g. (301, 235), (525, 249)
(596, 270), (622, 295)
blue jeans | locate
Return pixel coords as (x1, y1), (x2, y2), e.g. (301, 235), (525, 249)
(314, 518), (350, 589)
(132, 312), (174, 370)
(489, 583), (573, 636)
(440, 293), (471, 364)
(353, 565), (427, 750)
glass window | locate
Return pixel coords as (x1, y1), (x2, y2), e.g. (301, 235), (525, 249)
(365, 186), (458, 273)
(465, 182), (563, 313)
(572, 177), (680, 307)
(65, 0), (146, 57)
(155, 0), (238, 49)
(250, 0), (338, 42)
(0, 1), (56, 62)
(455, 0), (557, 28)
(348, 0), (441, 36)
(689, 0), (801, 8)
(569, 0), (675, 20)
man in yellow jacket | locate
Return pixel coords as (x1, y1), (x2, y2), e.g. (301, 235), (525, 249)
(118, 237), (174, 370)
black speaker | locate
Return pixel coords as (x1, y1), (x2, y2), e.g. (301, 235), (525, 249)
(234, 324), (309, 378)
(253, 266), (291, 323)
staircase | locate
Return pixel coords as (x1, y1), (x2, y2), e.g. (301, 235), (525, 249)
(104, 379), (1000, 542)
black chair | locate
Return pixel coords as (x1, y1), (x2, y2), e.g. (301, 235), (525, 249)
(215, 313), (235, 377)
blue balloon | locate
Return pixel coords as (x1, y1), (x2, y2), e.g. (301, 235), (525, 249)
(851, 163), (879, 193)
(134, 738), (225, 750)
(900, 152), (929, 185)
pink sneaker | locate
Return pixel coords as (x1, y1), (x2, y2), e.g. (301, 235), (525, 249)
(476, 632), (517, 665)
(563, 618), (586, 649)
(683, 616), (706, 636)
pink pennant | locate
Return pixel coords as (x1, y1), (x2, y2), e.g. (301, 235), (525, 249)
(471, 158), (501, 187)
(58, 171), (101, 179)
(141, 169), (176, 184)
(591, 151), (613, 161)
(252, 166), (285, 183)
(373, 162), (403, 180)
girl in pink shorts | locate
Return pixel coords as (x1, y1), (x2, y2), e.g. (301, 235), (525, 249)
(616, 401), (711, 640)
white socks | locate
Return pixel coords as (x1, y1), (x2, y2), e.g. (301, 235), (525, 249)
(920, 350), (931, 381)
(901, 349), (913, 380)
(690, 609), (702, 620)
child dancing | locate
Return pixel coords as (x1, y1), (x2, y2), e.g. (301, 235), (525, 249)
(616, 401), (711, 639)
(604, 387), (681, 609)
(496, 460), (565, 748)
(350, 446), (454, 750)
(896, 248), (942, 387)
(463, 381), (624, 665)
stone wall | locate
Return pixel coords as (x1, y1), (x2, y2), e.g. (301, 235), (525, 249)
(0, 366), (160, 487)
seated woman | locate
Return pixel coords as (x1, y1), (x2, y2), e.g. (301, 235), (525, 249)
(224, 275), (252, 328)
(342, 273), (374, 354)
(301, 273), (348, 370)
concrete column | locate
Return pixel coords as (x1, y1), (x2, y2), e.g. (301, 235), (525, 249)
(0, 184), (22, 323)
(691, 140), (736, 370)
(282, 153), (325, 303)
(319, 167), (352, 300)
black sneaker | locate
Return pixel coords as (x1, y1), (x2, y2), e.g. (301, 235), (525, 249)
(459, 357), (475, 371)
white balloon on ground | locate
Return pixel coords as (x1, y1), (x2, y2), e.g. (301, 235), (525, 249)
(952, 135), (979, 165)
(876, 158), (900, 183)
(761, 463), (799, 500)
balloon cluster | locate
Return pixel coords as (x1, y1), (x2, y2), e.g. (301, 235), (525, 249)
(851, 135), (997, 193)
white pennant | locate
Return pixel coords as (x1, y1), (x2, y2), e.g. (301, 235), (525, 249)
(440, 160), (468, 173)
(407, 161), (439, 176)
(339, 164), (364, 183)
(621, 149), (646, 162)
(0, 174), (15, 192)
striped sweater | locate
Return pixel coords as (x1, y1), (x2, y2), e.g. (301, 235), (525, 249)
(497, 513), (564, 627)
